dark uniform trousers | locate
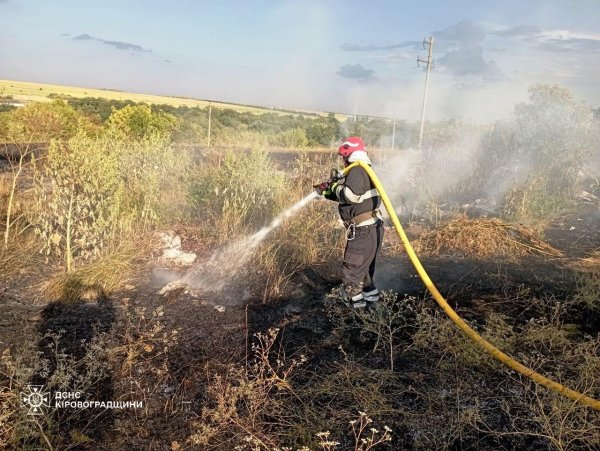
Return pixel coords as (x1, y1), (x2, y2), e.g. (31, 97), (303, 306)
(342, 219), (384, 296)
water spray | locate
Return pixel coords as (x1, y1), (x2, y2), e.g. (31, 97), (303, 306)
(162, 191), (319, 295)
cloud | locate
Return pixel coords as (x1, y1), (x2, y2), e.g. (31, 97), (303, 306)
(537, 37), (600, 53)
(493, 25), (541, 38)
(336, 64), (375, 81)
(339, 20), (510, 83)
(431, 20), (505, 80)
(433, 19), (486, 44)
(367, 52), (413, 62)
(103, 40), (148, 52)
(74, 33), (94, 41)
(490, 26), (600, 55)
(538, 30), (600, 41)
(437, 44), (505, 80)
(72, 33), (150, 52)
(341, 41), (419, 52)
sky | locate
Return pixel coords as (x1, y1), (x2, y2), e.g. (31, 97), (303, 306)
(1, 0), (600, 122)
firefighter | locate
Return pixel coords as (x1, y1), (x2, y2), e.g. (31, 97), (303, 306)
(315, 137), (384, 308)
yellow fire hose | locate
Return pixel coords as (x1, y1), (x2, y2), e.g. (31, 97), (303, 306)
(343, 161), (600, 411)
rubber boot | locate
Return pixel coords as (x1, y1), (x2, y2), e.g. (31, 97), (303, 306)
(362, 286), (380, 305)
(340, 283), (366, 309)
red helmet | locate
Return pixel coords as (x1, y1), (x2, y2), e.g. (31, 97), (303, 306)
(338, 136), (366, 158)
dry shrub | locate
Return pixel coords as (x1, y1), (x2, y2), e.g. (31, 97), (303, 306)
(327, 291), (418, 371)
(0, 331), (113, 450)
(487, 385), (600, 451)
(476, 332), (600, 451)
(188, 328), (306, 449)
(407, 294), (600, 450)
(250, 241), (301, 302)
(187, 149), (342, 300)
(189, 326), (396, 450)
(1, 296), (180, 450)
(413, 216), (563, 259)
(108, 306), (179, 378)
(106, 305), (180, 445)
(212, 130), (270, 148)
(316, 411), (392, 451)
(0, 348), (24, 449)
(0, 172), (13, 221)
(41, 233), (155, 302)
(573, 270), (600, 312)
(289, 150), (339, 195)
(284, 359), (399, 450)
(241, 150), (344, 301)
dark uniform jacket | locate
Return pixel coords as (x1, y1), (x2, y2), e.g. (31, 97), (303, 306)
(333, 165), (381, 222)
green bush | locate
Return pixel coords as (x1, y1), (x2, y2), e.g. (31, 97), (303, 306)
(574, 270), (600, 312)
(32, 134), (123, 270)
(503, 170), (578, 222)
(269, 127), (309, 148)
(32, 133), (187, 270)
(117, 135), (188, 225)
(188, 148), (286, 240)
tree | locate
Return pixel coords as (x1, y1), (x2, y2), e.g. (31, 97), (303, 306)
(468, 84), (599, 220)
(271, 128), (308, 148)
(1, 101), (90, 247)
(6, 100), (83, 142)
(32, 134), (123, 271)
(105, 104), (180, 141)
(305, 113), (341, 147)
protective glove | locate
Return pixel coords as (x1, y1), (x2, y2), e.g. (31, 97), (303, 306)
(323, 181), (340, 201)
(313, 180), (331, 195)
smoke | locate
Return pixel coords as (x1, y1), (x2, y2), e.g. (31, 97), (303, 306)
(371, 125), (488, 215)
(151, 268), (182, 288)
(373, 84), (600, 218)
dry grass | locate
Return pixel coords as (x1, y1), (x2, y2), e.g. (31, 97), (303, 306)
(0, 230), (41, 280)
(413, 216), (564, 259)
(573, 269), (600, 312)
(41, 233), (156, 302)
(581, 249), (600, 265)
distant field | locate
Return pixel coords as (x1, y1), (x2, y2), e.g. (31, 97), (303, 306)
(0, 79), (341, 118)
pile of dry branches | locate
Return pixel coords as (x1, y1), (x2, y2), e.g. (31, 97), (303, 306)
(413, 216), (563, 259)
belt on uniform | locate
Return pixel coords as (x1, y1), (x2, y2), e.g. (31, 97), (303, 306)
(343, 210), (382, 228)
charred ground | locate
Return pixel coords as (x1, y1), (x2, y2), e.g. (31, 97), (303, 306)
(2, 198), (598, 450)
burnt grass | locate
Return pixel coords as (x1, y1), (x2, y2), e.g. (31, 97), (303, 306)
(1, 203), (599, 449)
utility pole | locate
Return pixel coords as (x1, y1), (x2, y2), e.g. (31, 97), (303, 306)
(417, 36), (434, 149)
(207, 102), (212, 148)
